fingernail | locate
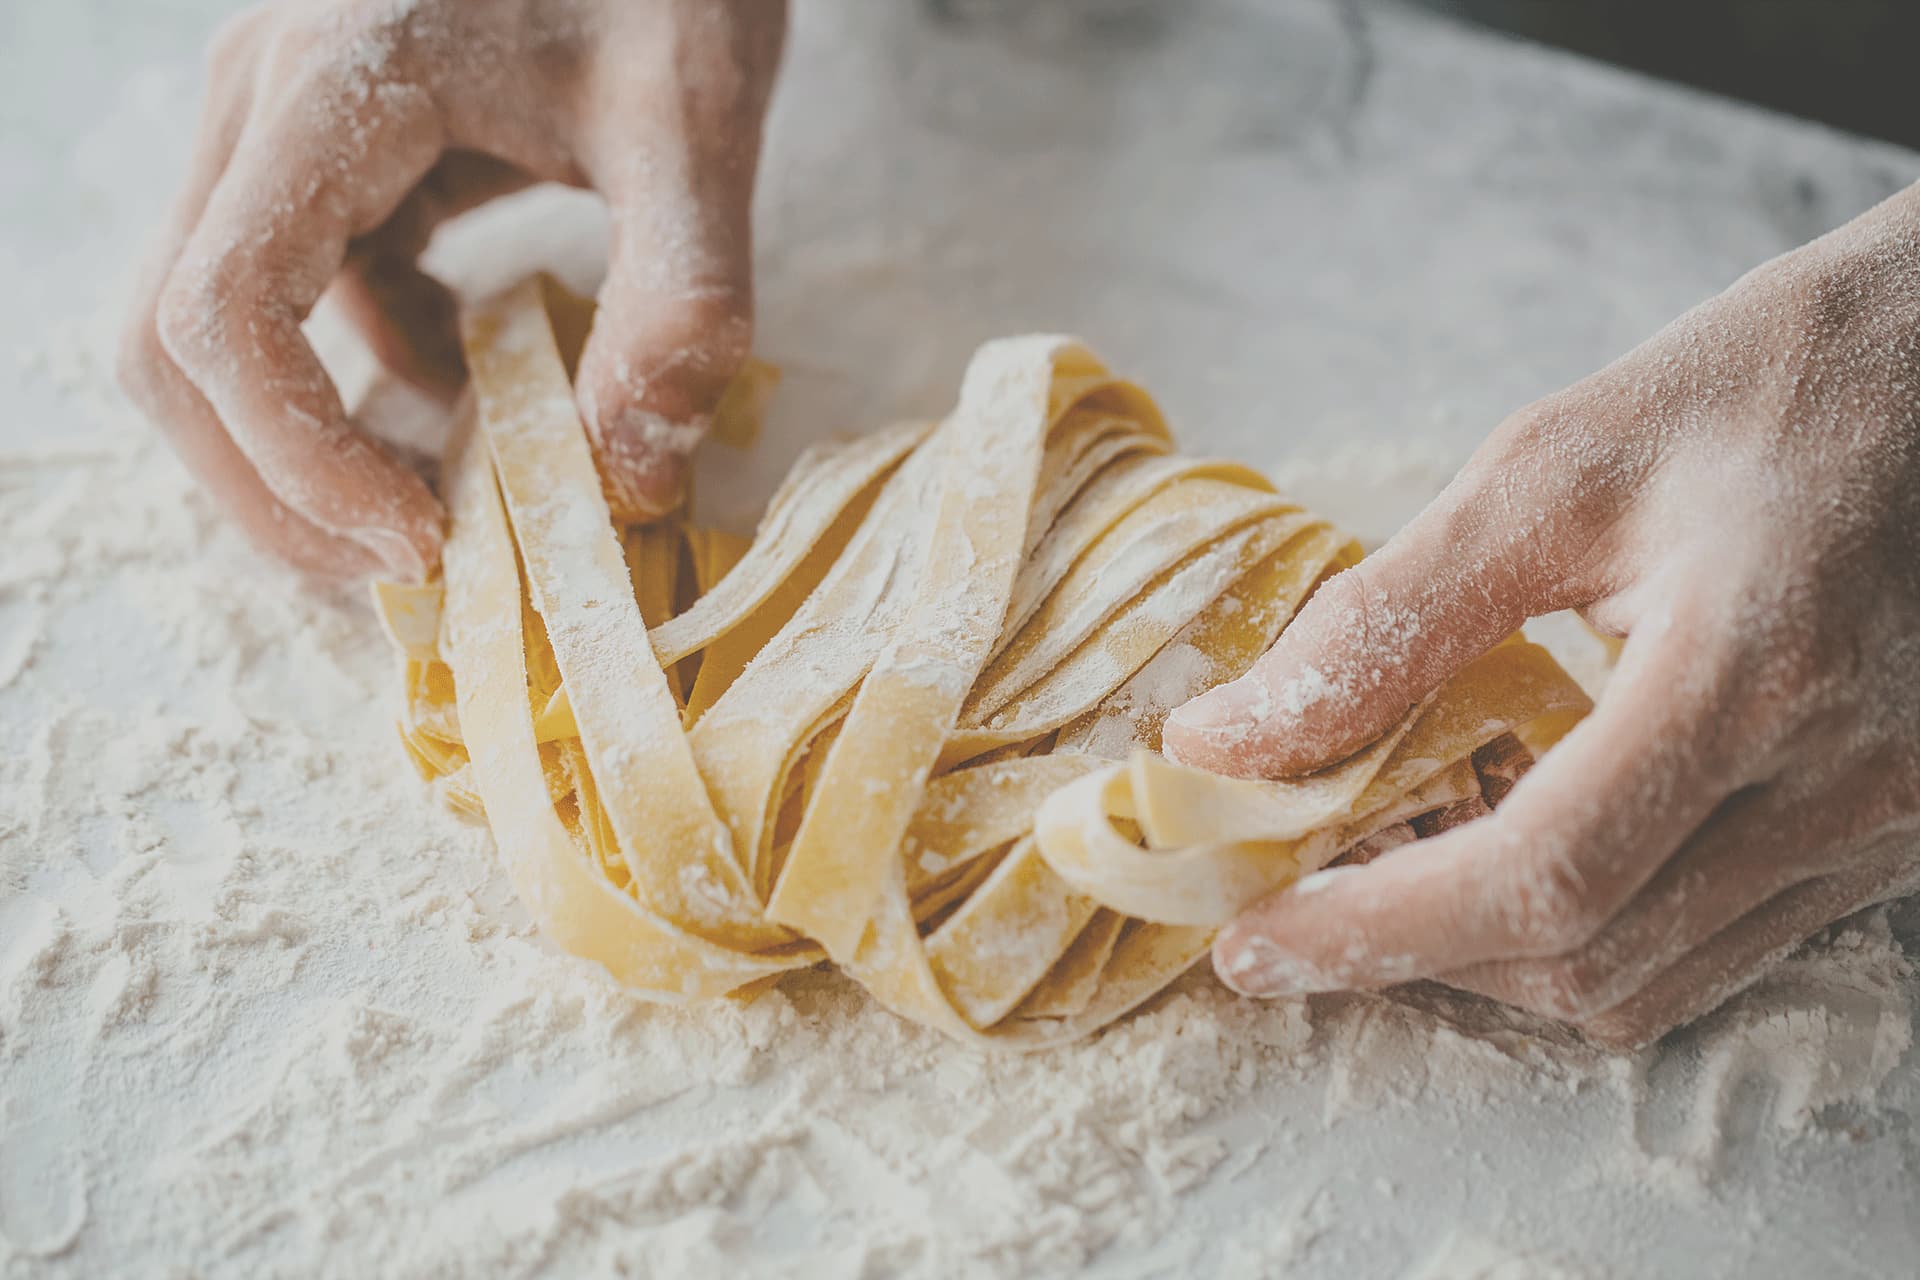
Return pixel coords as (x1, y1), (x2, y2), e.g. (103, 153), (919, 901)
(1212, 929), (1320, 998)
(1167, 683), (1260, 737)
(1290, 866), (1354, 897)
(604, 467), (683, 522)
(586, 404), (704, 522)
(349, 526), (429, 583)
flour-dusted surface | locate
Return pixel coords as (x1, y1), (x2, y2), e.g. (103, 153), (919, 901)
(4, 2), (1919, 1277)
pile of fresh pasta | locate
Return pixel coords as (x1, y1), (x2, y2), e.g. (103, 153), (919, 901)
(375, 278), (1590, 1048)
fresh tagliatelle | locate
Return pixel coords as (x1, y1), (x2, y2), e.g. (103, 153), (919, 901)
(373, 277), (1593, 1048)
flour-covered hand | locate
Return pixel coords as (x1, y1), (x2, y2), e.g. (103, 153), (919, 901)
(1164, 185), (1920, 1046)
(119, 0), (786, 578)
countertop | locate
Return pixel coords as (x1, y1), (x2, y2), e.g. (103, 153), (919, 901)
(3, 2), (1916, 1276)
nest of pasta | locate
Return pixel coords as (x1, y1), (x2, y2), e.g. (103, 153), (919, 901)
(376, 277), (1590, 1047)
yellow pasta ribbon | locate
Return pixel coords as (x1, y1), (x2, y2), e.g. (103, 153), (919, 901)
(376, 278), (1592, 1047)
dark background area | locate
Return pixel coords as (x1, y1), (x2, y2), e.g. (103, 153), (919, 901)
(1420, 0), (1920, 150)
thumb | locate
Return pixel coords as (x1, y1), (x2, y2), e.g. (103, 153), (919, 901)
(1164, 469), (1557, 778)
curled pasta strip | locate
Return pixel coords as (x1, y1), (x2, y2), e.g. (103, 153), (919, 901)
(377, 278), (1593, 1046)
(1032, 639), (1589, 927)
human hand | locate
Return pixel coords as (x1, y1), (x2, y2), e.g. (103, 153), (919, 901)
(119, 0), (786, 578)
(1164, 186), (1920, 1047)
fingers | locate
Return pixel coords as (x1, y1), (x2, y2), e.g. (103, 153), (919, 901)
(1439, 778), (1815, 1021)
(1442, 742), (1918, 1024)
(1580, 842), (1920, 1049)
(1210, 619), (1740, 996)
(1164, 376), (1656, 781)
(570, 5), (782, 519)
(118, 9), (379, 578)
(155, 55), (448, 579)
(1163, 435), (1565, 779)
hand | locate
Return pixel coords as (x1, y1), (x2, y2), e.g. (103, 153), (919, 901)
(119, 0), (786, 579)
(1164, 185), (1920, 1047)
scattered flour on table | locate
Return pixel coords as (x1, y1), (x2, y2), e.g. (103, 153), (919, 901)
(1399, 1230), (1588, 1280)
(1, 301), (1914, 1279)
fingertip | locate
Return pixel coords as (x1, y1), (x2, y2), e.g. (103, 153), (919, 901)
(1210, 920), (1323, 998)
(607, 446), (691, 523)
(572, 300), (746, 521)
(344, 512), (441, 583)
(224, 491), (390, 581)
(1211, 929), (1285, 997)
(577, 386), (700, 521)
(1162, 658), (1376, 779)
(1217, 818), (1518, 995)
(1209, 865), (1370, 997)
(355, 462), (446, 581)
(287, 534), (387, 582)
(1162, 683), (1266, 774)
(1176, 528), (1542, 779)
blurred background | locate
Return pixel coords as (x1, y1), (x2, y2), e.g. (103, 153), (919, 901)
(1424, 0), (1920, 150)
(926, 0), (1920, 151)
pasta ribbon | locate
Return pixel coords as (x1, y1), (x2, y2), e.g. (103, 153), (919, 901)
(377, 278), (1591, 1046)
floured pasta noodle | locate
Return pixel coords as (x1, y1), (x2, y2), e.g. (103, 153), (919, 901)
(375, 277), (1592, 1047)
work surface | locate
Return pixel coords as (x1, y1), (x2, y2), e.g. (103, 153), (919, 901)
(4, 2), (1918, 1276)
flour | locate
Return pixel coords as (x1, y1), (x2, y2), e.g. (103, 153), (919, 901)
(8, 0), (1920, 1273)
(1401, 1232), (1588, 1280)
(3, 290), (1914, 1280)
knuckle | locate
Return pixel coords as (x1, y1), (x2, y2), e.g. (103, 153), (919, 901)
(159, 251), (313, 377)
(1306, 562), (1372, 632)
(1432, 403), (1621, 606)
(154, 270), (225, 371)
(1479, 395), (1564, 465)
(1507, 397), (1643, 548)
(1781, 253), (1872, 337)
(1482, 388), (1607, 480)
(1503, 849), (1606, 952)
(1313, 561), (1407, 654)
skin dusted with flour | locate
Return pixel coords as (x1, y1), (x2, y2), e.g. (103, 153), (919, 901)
(1168, 184), (1920, 1045)
(117, 0), (788, 577)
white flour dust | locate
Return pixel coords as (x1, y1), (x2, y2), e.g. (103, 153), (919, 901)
(2, 298), (1914, 1279)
